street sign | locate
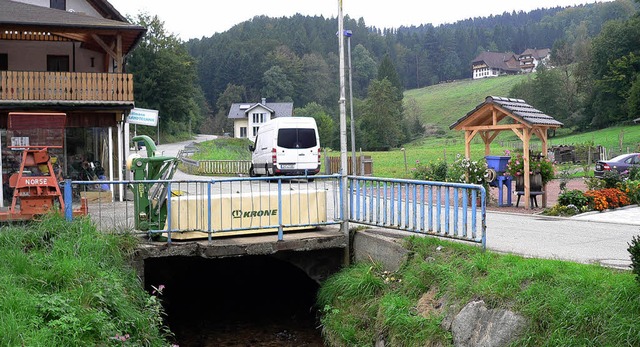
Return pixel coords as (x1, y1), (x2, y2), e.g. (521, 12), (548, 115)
(127, 108), (159, 126)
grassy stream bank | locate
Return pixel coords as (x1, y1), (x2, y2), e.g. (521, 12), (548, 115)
(318, 236), (640, 346)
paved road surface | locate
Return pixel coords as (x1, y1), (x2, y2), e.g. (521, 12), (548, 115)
(151, 136), (639, 269)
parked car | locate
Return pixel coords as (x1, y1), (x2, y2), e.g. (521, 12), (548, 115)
(594, 153), (640, 178)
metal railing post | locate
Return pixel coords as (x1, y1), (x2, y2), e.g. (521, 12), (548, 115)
(64, 179), (72, 221)
(277, 178), (283, 241)
(166, 182), (172, 244)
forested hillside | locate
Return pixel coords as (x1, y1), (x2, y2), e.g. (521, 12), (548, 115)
(124, 0), (640, 149)
(186, 1), (634, 116)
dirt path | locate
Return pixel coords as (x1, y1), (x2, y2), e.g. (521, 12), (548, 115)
(487, 178), (587, 214)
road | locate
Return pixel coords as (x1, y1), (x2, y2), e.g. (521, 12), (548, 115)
(485, 210), (638, 268)
(142, 136), (640, 269)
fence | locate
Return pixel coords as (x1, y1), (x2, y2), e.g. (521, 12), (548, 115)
(181, 158), (251, 175)
(348, 176), (486, 249)
(62, 175), (486, 248)
(325, 155), (373, 175)
(63, 175), (342, 243)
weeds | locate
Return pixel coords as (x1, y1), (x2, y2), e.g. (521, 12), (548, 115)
(0, 214), (171, 346)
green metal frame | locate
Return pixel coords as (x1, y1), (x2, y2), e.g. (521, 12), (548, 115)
(129, 135), (178, 231)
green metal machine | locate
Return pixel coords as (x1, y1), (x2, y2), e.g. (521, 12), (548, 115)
(128, 135), (179, 231)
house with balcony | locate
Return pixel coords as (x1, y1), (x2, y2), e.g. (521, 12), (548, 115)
(471, 51), (520, 79)
(0, 0), (145, 202)
(518, 48), (551, 73)
(471, 48), (551, 79)
(227, 98), (293, 142)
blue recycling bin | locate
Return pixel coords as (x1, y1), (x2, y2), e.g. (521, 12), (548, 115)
(485, 155), (512, 207)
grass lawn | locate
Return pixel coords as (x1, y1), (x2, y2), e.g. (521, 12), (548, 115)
(363, 125), (640, 179)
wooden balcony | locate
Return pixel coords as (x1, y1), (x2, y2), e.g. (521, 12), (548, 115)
(0, 71), (134, 103)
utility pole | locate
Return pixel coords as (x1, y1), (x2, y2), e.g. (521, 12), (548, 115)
(338, 0), (350, 265)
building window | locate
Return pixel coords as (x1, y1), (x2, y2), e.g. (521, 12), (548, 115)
(253, 126), (259, 137)
(0, 54), (7, 71)
(252, 113), (266, 123)
(240, 127), (247, 138)
(50, 0), (66, 10)
(47, 55), (69, 72)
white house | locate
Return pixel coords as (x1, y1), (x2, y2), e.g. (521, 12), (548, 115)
(518, 48), (551, 73)
(471, 48), (551, 79)
(227, 98), (293, 142)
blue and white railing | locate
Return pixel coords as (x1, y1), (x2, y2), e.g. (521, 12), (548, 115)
(348, 177), (486, 249)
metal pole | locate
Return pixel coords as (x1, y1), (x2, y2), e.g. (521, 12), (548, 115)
(338, 0), (350, 264)
(156, 115), (160, 145)
(347, 33), (356, 175)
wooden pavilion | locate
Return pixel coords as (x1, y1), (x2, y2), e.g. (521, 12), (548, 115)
(450, 96), (563, 208)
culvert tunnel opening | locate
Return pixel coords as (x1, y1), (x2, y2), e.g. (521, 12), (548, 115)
(144, 254), (326, 346)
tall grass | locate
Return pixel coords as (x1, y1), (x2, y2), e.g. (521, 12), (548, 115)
(0, 215), (170, 346)
(318, 236), (640, 346)
(191, 137), (253, 161)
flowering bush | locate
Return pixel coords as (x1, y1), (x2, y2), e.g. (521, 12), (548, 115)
(505, 153), (555, 184)
(584, 188), (631, 211)
(447, 154), (489, 191)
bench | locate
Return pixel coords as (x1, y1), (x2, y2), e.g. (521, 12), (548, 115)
(515, 191), (544, 207)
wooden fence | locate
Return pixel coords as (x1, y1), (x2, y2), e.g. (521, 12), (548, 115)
(0, 71), (134, 102)
(181, 158), (251, 175)
(324, 155), (373, 176)
(180, 155), (373, 176)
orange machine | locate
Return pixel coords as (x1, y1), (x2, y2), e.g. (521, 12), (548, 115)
(0, 146), (87, 221)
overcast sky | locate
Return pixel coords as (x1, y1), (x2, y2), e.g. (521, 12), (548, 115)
(108, 0), (612, 41)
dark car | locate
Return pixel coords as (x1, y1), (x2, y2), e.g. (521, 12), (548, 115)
(594, 153), (640, 178)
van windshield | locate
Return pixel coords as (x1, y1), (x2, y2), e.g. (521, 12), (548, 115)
(277, 128), (317, 149)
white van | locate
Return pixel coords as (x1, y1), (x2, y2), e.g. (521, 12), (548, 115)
(249, 117), (321, 177)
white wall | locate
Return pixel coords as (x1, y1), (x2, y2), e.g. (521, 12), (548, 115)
(234, 119), (248, 139)
(247, 106), (273, 141)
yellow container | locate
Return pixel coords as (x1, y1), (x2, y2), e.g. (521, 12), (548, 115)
(165, 189), (327, 240)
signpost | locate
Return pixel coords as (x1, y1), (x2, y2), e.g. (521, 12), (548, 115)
(127, 108), (160, 145)
(127, 108), (158, 127)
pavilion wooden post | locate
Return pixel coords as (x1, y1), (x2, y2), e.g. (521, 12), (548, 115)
(465, 130), (472, 159)
(534, 127), (550, 207)
(523, 128), (531, 209)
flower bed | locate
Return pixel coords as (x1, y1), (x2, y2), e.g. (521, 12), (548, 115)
(543, 174), (640, 216)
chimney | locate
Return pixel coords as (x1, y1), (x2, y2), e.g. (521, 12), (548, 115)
(261, 97), (266, 105)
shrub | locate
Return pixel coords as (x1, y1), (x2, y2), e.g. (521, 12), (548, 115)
(629, 167), (640, 181)
(584, 188), (631, 211)
(600, 170), (624, 189)
(619, 180), (640, 205)
(628, 235), (640, 284)
(585, 176), (607, 190)
(558, 189), (590, 208)
(543, 204), (581, 216)
(412, 159), (447, 181)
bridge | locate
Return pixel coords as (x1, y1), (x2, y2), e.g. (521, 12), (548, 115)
(63, 175), (486, 282)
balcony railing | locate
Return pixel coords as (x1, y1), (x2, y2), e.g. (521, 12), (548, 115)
(0, 71), (134, 102)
